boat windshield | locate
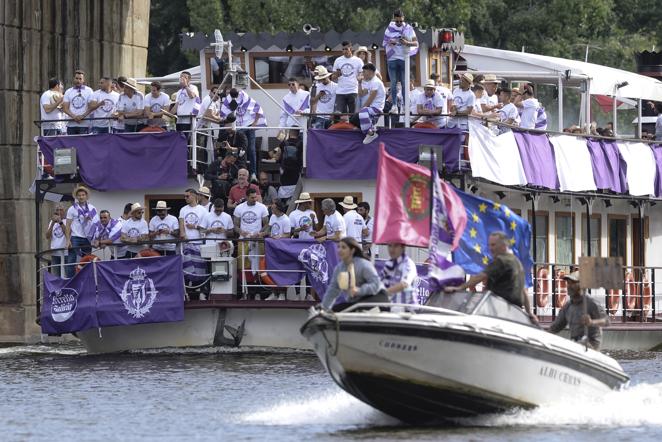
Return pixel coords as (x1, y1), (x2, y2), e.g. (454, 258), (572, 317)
(426, 291), (533, 326)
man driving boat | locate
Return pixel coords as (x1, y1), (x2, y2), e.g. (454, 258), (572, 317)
(445, 231), (538, 323)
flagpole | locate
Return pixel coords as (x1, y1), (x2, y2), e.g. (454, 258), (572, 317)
(429, 147), (435, 237)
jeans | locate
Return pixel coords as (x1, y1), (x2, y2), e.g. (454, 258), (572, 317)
(67, 126), (89, 135)
(238, 128), (257, 176)
(387, 58), (406, 108)
(65, 236), (91, 278)
(43, 129), (64, 136)
(51, 255), (65, 277)
(334, 93), (357, 114)
(92, 127), (110, 134)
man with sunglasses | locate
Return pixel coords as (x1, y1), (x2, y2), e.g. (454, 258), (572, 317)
(383, 10), (418, 111)
(148, 201), (179, 256)
(331, 41), (364, 114)
(121, 203), (149, 258)
(279, 78), (310, 131)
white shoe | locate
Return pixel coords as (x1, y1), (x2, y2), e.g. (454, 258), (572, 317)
(305, 294), (315, 301)
(199, 293), (207, 301)
(278, 293), (286, 301)
(250, 173), (257, 182)
(254, 294), (261, 301)
(363, 131), (378, 144)
(265, 293), (277, 301)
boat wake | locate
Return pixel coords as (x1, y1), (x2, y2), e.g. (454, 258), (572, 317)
(458, 381), (662, 428)
(128, 346), (314, 356)
(0, 344), (85, 357)
(241, 391), (398, 427)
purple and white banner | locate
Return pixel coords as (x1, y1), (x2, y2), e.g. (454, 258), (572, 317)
(41, 265), (99, 334)
(95, 256), (185, 327)
(264, 239), (339, 296)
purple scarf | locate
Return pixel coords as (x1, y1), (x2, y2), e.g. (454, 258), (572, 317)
(96, 218), (119, 241)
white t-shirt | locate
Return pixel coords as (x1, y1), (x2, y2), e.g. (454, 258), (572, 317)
(91, 90), (120, 127)
(49, 220), (67, 256)
(144, 91), (171, 115)
(343, 210), (366, 243)
(63, 85), (94, 126)
(201, 211), (233, 240)
(451, 88), (476, 129)
(66, 203), (99, 239)
(332, 55), (364, 95)
(520, 98), (539, 129)
(234, 201), (269, 237)
(415, 92), (445, 127)
(363, 216), (374, 245)
(197, 95), (220, 128)
(117, 92), (145, 126)
(498, 103), (520, 125)
(289, 209), (316, 240)
(480, 93), (498, 107)
(269, 214), (292, 237)
(121, 218), (149, 253)
(472, 97), (483, 115)
(361, 76), (386, 111)
(148, 214), (179, 251)
(315, 81), (337, 115)
(175, 85), (201, 124)
(388, 26), (416, 61)
(179, 204), (208, 241)
(324, 211), (346, 239)
(40, 90), (65, 131)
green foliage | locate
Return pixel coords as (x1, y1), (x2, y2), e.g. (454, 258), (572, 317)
(148, 0), (662, 75)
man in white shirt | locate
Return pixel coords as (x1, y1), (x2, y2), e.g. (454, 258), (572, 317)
(172, 71), (201, 133)
(332, 41), (364, 114)
(197, 186), (212, 212)
(472, 83), (485, 116)
(289, 192), (317, 240)
(40, 78), (65, 136)
(383, 9), (418, 110)
(339, 196), (367, 244)
(121, 203), (149, 257)
(65, 185), (99, 277)
(357, 202), (374, 257)
(311, 66), (337, 129)
(450, 72), (476, 131)
(234, 187), (269, 278)
(46, 204), (67, 276)
(415, 79), (445, 128)
(349, 63), (385, 144)
(62, 70), (94, 135)
(116, 78), (144, 133)
(519, 84), (540, 129)
(144, 80), (171, 130)
(313, 198), (346, 242)
(430, 74), (452, 128)
(201, 199), (234, 242)
(496, 87), (521, 133)
(280, 78), (310, 129)
(179, 188), (209, 243)
(656, 103), (662, 142)
(91, 209), (123, 259)
(148, 201), (180, 255)
(480, 74), (502, 113)
(89, 76), (119, 134)
(268, 201), (292, 239)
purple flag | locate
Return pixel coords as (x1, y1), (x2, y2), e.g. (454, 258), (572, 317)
(264, 239), (339, 296)
(306, 128), (463, 180)
(41, 265), (98, 334)
(37, 132), (188, 191)
(95, 256), (185, 327)
(512, 131), (560, 189)
(651, 145), (662, 197)
(586, 138), (627, 193)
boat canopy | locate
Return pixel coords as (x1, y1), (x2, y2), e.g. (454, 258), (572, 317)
(135, 65), (201, 87)
(460, 45), (662, 102)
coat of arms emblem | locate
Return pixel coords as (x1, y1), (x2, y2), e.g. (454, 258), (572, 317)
(298, 244), (329, 284)
(119, 266), (159, 319)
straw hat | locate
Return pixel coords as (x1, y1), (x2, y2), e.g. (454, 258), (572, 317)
(129, 202), (144, 215)
(424, 79), (436, 88)
(72, 184), (91, 198)
(197, 186), (211, 198)
(295, 192), (313, 204)
(339, 196), (357, 210)
(356, 45), (369, 55)
(461, 72), (474, 84)
(482, 73), (498, 83)
(153, 200), (170, 210)
(314, 66), (332, 81)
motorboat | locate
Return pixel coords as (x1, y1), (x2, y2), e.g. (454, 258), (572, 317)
(301, 291), (630, 423)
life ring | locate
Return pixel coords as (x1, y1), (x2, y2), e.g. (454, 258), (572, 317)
(555, 270), (568, 308)
(535, 267), (549, 307)
(636, 276), (653, 311)
(76, 254), (99, 273)
(607, 289), (620, 311)
(259, 257), (277, 287)
(624, 272), (637, 312)
(138, 248), (161, 258)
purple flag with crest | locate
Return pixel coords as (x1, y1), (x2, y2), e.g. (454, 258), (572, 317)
(41, 265), (98, 334)
(95, 256), (185, 327)
(264, 239), (339, 296)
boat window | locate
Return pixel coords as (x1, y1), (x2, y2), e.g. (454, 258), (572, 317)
(581, 214), (601, 257)
(474, 292), (532, 325)
(204, 51), (246, 87)
(608, 216), (627, 264)
(425, 291), (484, 313)
(555, 213), (574, 267)
(528, 211), (548, 264)
(250, 52), (342, 87)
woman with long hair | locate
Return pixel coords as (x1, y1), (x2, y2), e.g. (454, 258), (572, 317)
(321, 237), (388, 310)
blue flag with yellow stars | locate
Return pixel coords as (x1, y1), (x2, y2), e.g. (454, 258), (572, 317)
(452, 189), (533, 286)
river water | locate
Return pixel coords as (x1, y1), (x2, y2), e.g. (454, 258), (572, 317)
(1, 345), (661, 441)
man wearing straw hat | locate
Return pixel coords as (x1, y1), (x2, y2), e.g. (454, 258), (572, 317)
(64, 185), (99, 277)
(450, 72), (476, 131)
(310, 66), (337, 129)
(116, 77), (145, 133)
(339, 196), (367, 244)
(289, 192), (317, 240)
(121, 203), (149, 258)
(480, 73), (502, 113)
(414, 79), (445, 128)
(197, 186), (212, 212)
(148, 201), (180, 256)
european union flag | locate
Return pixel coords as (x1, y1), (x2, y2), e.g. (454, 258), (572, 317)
(452, 189), (533, 286)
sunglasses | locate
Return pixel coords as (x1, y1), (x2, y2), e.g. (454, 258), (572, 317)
(288, 83), (297, 86)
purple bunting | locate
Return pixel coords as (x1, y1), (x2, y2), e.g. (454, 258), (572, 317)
(41, 265), (99, 334)
(586, 138), (628, 194)
(37, 132), (188, 192)
(306, 128), (463, 180)
(95, 256), (185, 327)
(264, 239), (339, 296)
(653, 145), (662, 197)
(512, 131), (560, 189)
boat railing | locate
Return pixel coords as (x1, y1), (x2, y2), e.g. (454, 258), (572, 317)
(338, 302), (466, 316)
(531, 261), (661, 323)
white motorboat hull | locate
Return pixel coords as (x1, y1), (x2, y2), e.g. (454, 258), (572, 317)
(302, 310), (629, 423)
(77, 305), (312, 354)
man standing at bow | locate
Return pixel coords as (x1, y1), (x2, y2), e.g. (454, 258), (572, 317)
(62, 70), (94, 135)
(383, 9), (418, 111)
